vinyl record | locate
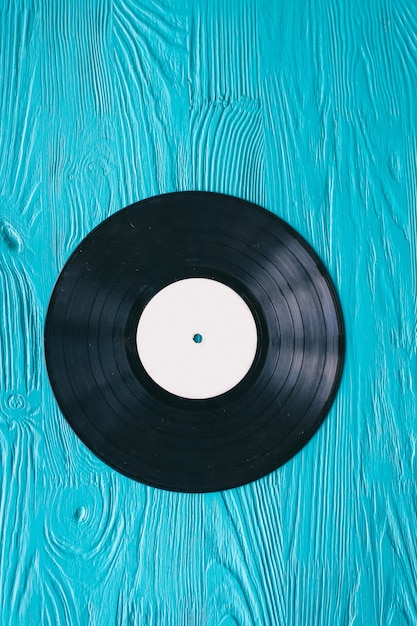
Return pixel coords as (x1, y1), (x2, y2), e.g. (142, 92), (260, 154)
(44, 191), (345, 492)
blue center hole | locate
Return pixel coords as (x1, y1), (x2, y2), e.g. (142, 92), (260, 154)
(193, 333), (203, 344)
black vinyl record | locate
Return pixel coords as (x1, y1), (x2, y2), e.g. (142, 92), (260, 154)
(44, 192), (345, 492)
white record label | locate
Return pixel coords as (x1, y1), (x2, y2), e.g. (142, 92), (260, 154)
(136, 278), (258, 399)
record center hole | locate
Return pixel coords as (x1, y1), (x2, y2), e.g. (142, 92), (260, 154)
(193, 333), (203, 344)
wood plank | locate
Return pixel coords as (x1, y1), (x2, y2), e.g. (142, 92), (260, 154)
(0, 0), (416, 623)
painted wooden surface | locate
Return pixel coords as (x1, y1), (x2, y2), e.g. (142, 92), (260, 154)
(0, 0), (416, 623)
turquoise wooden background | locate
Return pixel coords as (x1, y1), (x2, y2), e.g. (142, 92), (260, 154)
(1, 0), (416, 623)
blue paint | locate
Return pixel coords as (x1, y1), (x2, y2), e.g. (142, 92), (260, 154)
(0, 0), (416, 623)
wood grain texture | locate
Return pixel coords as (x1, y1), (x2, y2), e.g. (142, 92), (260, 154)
(0, 0), (416, 624)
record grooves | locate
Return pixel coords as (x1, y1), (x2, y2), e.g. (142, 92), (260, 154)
(44, 192), (345, 492)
